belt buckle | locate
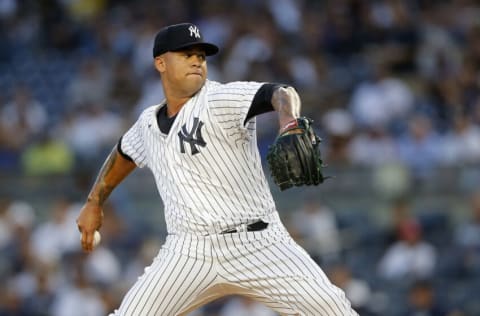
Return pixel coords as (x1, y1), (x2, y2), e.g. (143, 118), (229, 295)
(220, 220), (268, 234)
(220, 223), (247, 234)
(237, 223), (248, 233)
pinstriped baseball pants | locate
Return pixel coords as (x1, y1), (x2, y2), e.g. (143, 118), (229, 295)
(109, 222), (358, 316)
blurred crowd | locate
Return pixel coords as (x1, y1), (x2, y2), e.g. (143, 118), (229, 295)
(1, 0), (480, 315)
(0, 0), (480, 178)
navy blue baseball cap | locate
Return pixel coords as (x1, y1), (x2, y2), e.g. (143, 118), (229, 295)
(153, 23), (219, 58)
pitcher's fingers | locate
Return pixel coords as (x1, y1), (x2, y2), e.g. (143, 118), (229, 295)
(80, 231), (94, 252)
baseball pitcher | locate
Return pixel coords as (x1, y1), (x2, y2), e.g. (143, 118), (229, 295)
(76, 23), (358, 316)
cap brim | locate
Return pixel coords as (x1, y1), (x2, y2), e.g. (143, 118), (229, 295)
(172, 42), (219, 56)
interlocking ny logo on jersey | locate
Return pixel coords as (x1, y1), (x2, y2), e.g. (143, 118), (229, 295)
(178, 117), (206, 155)
(188, 25), (200, 39)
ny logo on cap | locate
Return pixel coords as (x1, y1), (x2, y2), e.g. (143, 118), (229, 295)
(188, 25), (201, 39)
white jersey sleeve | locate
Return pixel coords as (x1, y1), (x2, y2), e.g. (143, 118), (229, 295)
(208, 81), (264, 133)
(119, 109), (152, 168)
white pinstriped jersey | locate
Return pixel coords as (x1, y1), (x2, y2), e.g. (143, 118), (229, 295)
(114, 79), (358, 316)
(121, 80), (277, 235)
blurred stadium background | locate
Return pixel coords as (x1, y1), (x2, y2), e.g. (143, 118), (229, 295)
(1, 0), (480, 315)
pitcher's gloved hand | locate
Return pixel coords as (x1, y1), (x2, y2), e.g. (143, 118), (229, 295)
(267, 117), (327, 191)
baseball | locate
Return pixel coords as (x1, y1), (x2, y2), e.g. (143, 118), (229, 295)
(80, 230), (101, 247)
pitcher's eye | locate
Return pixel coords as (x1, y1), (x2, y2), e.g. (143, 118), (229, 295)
(184, 52), (206, 62)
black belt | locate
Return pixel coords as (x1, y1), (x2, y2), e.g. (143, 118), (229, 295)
(220, 220), (269, 234)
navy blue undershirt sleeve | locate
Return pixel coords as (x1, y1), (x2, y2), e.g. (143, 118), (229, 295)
(244, 83), (290, 124)
(117, 136), (134, 162)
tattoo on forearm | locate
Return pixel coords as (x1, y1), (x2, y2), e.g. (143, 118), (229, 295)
(88, 148), (117, 205)
(272, 87), (300, 117)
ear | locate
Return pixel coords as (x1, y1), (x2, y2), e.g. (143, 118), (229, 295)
(154, 56), (165, 73)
